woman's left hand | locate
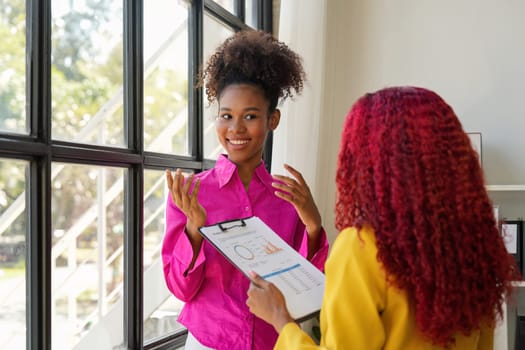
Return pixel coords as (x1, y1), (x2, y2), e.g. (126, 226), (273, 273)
(246, 272), (294, 333)
(272, 164), (322, 235)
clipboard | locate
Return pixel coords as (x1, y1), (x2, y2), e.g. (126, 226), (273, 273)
(198, 216), (325, 322)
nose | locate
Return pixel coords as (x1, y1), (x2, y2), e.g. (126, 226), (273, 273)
(229, 118), (246, 132)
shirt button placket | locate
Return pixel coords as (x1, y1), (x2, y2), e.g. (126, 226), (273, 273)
(242, 197), (251, 215)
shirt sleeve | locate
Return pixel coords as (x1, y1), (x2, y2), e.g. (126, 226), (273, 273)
(275, 322), (320, 350)
(477, 323), (494, 350)
(298, 226), (329, 271)
(319, 227), (386, 348)
(161, 196), (207, 301)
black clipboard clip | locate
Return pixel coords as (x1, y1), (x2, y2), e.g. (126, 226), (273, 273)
(218, 219), (247, 232)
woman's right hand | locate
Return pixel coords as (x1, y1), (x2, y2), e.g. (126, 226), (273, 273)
(246, 272), (294, 333)
(166, 169), (207, 246)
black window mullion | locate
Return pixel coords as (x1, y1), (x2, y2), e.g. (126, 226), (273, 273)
(260, 0), (273, 171)
(125, 2), (144, 153)
(28, 0), (52, 143)
(204, 0), (247, 31)
(27, 158), (52, 350)
(123, 0), (144, 348)
(189, 0), (204, 167)
(123, 165), (144, 349)
(235, 0), (245, 22)
(260, 0), (273, 32)
(27, 0), (52, 349)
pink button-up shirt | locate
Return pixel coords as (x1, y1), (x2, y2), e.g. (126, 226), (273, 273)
(162, 155), (329, 350)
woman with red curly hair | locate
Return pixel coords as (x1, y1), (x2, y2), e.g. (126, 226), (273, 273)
(247, 86), (521, 349)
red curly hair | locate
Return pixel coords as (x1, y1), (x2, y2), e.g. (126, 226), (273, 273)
(335, 86), (520, 346)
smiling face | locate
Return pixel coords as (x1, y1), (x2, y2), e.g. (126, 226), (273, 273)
(216, 83), (280, 171)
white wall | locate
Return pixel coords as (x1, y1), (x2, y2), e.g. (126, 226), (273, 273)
(317, 0), (525, 241)
(274, 0), (326, 205)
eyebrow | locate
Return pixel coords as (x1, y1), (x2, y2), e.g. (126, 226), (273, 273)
(219, 106), (262, 112)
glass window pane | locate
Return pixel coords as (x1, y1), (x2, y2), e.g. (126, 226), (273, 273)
(211, 0), (235, 14)
(0, 158), (27, 349)
(0, 1), (27, 133)
(51, 1), (125, 147)
(51, 163), (125, 349)
(143, 169), (185, 344)
(144, 1), (189, 155)
(203, 15), (234, 160)
(245, 0), (257, 28)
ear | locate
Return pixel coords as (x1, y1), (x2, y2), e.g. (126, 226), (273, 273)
(268, 109), (281, 131)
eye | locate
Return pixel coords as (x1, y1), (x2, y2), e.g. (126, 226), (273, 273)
(244, 114), (257, 120)
(218, 113), (232, 120)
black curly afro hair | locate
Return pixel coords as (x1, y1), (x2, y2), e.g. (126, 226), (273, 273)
(199, 30), (306, 111)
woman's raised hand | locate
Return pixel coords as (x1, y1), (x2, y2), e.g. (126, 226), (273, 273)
(166, 169), (207, 241)
(272, 164), (322, 236)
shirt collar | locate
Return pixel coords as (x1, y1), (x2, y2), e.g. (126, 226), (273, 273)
(216, 154), (236, 188)
(216, 154), (273, 191)
(253, 159), (274, 192)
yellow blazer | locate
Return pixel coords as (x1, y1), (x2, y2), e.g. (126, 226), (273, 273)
(275, 225), (493, 350)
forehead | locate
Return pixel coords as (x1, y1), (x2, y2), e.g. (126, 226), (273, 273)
(218, 84), (269, 110)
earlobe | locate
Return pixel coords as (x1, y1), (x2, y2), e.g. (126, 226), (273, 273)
(269, 109), (281, 130)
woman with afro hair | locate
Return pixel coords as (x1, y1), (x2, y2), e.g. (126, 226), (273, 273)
(247, 86), (521, 349)
(162, 30), (328, 350)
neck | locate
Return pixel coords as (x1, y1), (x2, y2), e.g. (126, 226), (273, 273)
(236, 162), (259, 191)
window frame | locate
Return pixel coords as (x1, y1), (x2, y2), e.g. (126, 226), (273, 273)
(0, 0), (273, 349)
